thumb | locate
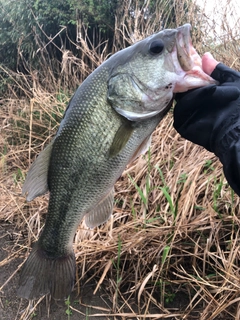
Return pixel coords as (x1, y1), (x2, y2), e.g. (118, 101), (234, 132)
(202, 52), (219, 75)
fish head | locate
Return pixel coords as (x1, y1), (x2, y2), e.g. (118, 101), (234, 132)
(107, 24), (216, 121)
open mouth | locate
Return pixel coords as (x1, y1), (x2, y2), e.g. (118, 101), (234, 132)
(176, 24), (196, 71)
(173, 23), (217, 91)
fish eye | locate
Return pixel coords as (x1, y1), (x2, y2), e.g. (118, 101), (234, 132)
(149, 40), (164, 55)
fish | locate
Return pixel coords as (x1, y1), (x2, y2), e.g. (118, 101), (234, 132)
(18, 23), (216, 300)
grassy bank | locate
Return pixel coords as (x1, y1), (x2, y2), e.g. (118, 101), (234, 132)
(1, 0), (240, 319)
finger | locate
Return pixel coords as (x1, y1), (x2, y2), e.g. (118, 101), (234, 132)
(211, 63), (240, 84)
(175, 85), (216, 105)
(202, 52), (219, 75)
(174, 86), (240, 128)
(211, 86), (240, 105)
(173, 86), (217, 128)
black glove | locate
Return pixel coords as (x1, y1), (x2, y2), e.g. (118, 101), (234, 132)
(173, 63), (240, 196)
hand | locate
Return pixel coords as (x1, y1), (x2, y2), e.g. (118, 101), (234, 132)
(173, 53), (240, 195)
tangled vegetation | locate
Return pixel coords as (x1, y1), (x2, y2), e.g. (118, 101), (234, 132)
(1, 0), (240, 319)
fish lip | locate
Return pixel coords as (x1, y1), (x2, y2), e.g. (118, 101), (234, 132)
(176, 23), (194, 71)
(177, 24), (191, 51)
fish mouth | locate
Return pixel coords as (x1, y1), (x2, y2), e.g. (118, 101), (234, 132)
(174, 24), (217, 92)
(176, 24), (195, 71)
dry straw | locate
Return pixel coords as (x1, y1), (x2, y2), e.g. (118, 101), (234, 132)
(1, 0), (240, 319)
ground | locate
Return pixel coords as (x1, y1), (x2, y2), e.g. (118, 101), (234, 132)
(0, 223), (112, 320)
(0, 222), (194, 320)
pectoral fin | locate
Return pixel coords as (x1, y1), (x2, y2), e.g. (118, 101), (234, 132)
(129, 134), (152, 163)
(84, 188), (114, 228)
(22, 139), (55, 201)
(109, 121), (134, 158)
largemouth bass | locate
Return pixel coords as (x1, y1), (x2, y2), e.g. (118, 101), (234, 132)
(18, 24), (215, 300)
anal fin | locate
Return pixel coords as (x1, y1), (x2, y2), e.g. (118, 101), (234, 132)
(84, 188), (114, 228)
(22, 139), (55, 201)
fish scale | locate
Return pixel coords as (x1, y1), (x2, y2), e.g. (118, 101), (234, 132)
(40, 68), (161, 253)
(18, 24), (216, 300)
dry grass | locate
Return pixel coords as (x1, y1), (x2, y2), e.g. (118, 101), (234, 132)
(1, 0), (240, 319)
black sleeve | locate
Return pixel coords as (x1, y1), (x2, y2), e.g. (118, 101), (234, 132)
(173, 63), (240, 195)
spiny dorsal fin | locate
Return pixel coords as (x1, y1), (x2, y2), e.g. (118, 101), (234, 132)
(109, 121), (134, 158)
(84, 188), (114, 228)
(22, 139), (55, 202)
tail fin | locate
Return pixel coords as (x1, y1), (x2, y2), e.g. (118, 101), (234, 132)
(17, 244), (76, 300)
